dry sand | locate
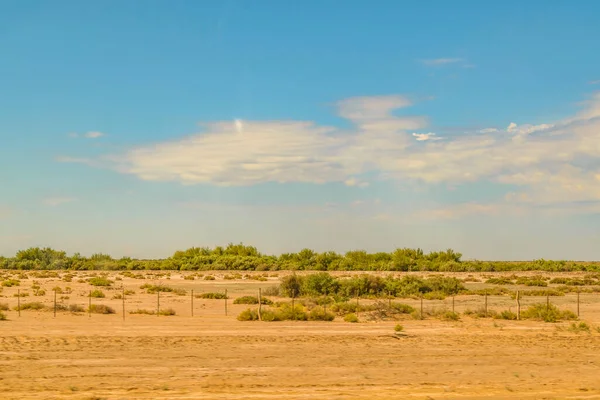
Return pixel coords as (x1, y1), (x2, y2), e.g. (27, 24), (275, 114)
(1, 271), (600, 399)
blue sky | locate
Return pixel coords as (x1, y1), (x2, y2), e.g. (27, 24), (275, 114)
(1, 0), (600, 260)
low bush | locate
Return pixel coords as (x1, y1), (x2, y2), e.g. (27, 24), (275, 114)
(158, 308), (176, 316)
(88, 304), (115, 314)
(124, 289), (135, 295)
(14, 302), (45, 311)
(485, 277), (514, 285)
(184, 275), (195, 280)
(52, 286), (63, 294)
(394, 324), (404, 332)
(140, 284), (175, 294)
(233, 296), (273, 305)
(0, 303), (8, 311)
(88, 277), (113, 287)
(439, 311), (460, 321)
(129, 309), (155, 315)
(423, 291), (447, 300)
(521, 303), (577, 323)
(237, 309), (259, 321)
(262, 286), (280, 296)
(196, 292), (228, 299)
(390, 302), (415, 314)
(13, 291), (29, 297)
(568, 321), (590, 333)
(69, 304), (85, 313)
(0, 311), (6, 321)
(203, 275), (216, 280)
(495, 310), (518, 320)
(464, 307), (497, 318)
(308, 306), (335, 321)
(344, 313), (359, 323)
(90, 290), (105, 298)
(2, 279), (20, 287)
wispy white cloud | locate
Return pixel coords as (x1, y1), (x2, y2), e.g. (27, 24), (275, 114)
(420, 58), (464, 66)
(412, 132), (442, 141)
(42, 197), (78, 207)
(59, 91), (600, 217)
(68, 131), (105, 139)
(590, 80), (600, 85)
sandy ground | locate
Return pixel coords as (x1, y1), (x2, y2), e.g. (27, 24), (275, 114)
(1, 271), (600, 399)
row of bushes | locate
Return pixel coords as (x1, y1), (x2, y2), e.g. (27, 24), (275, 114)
(279, 273), (466, 298)
(2, 246), (599, 272)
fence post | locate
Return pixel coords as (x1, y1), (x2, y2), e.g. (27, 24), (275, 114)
(484, 292), (488, 317)
(546, 293), (550, 312)
(54, 288), (57, 317)
(17, 289), (21, 317)
(388, 291), (392, 308)
(122, 286), (125, 321)
(258, 288), (262, 321)
(291, 294), (295, 320)
(157, 291), (160, 316)
(224, 289), (228, 316)
(452, 296), (455, 313)
(356, 292), (360, 319)
(420, 295), (424, 320)
(191, 289), (194, 317)
(577, 289), (580, 317)
(88, 290), (91, 318)
(516, 290), (521, 321)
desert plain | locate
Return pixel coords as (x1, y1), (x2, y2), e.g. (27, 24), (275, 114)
(1, 270), (600, 399)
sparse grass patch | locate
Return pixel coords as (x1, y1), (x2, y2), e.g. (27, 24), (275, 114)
(394, 324), (404, 333)
(88, 277), (113, 287)
(308, 306), (335, 321)
(158, 308), (176, 316)
(0, 303), (8, 311)
(129, 309), (156, 315)
(203, 275), (215, 280)
(233, 295), (273, 305)
(485, 277), (514, 285)
(52, 286), (63, 294)
(237, 308), (259, 321)
(521, 303), (577, 323)
(495, 310), (518, 320)
(88, 304), (115, 314)
(439, 311), (461, 321)
(2, 279), (20, 287)
(124, 289), (135, 295)
(69, 304), (85, 313)
(0, 311), (6, 321)
(14, 302), (45, 311)
(14, 291), (29, 297)
(90, 290), (105, 298)
(568, 321), (591, 333)
(184, 275), (195, 280)
(196, 292), (228, 299)
(344, 313), (359, 323)
(262, 286), (280, 296)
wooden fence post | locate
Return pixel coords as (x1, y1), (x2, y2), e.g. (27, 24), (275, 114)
(258, 288), (262, 321)
(88, 290), (91, 318)
(577, 289), (580, 317)
(54, 288), (57, 317)
(452, 296), (455, 313)
(420, 296), (424, 320)
(291, 294), (295, 320)
(122, 286), (125, 321)
(546, 293), (550, 312)
(516, 290), (521, 321)
(224, 289), (228, 316)
(356, 292), (360, 319)
(157, 290), (160, 317)
(191, 289), (194, 317)
(17, 289), (21, 317)
(484, 292), (488, 317)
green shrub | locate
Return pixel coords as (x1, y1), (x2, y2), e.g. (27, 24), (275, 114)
(14, 291), (29, 297)
(233, 296), (273, 305)
(203, 275), (216, 280)
(90, 290), (105, 298)
(463, 307), (497, 318)
(521, 303), (577, 323)
(494, 310), (518, 320)
(308, 306), (335, 321)
(88, 304), (115, 314)
(140, 284), (175, 294)
(0, 311), (6, 321)
(184, 275), (195, 280)
(0, 303), (8, 311)
(394, 324), (404, 332)
(262, 286), (280, 296)
(277, 303), (307, 320)
(390, 302), (414, 314)
(423, 291), (446, 300)
(124, 289), (135, 295)
(158, 308), (176, 316)
(88, 277), (113, 286)
(485, 277), (514, 285)
(2, 279), (20, 287)
(14, 302), (45, 311)
(34, 289), (46, 296)
(440, 311), (460, 321)
(344, 313), (359, 323)
(260, 309), (282, 321)
(237, 308), (259, 321)
(52, 286), (63, 294)
(515, 276), (548, 287)
(112, 293), (123, 300)
(196, 292), (228, 299)
(129, 309), (155, 315)
(568, 321), (590, 333)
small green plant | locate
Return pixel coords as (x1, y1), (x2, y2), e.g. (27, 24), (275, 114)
(0, 311), (6, 321)
(184, 275), (195, 280)
(521, 303), (577, 323)
(394, 324), (404, 333)
(423, 291), (447, 300)
(88, 304), (115, 314)
(2, 279), (20, 287)
(233, 296), (273, 305)
(88, 277), (113, 287)
(0, 303), (8, 311)
(237, 308), (259, 321)
(308, 306), (335, 321)
(440, 311), (460, 321)
(262, 286), (280, 296)
(34, 289), (46, 296)
(52, 286), (64, 294)
(90, 290), (105, 298)
(129, 309), (156, 315)
(158, 308), (176, 316)
(196, 292), (228, 299)
(203, 275), (216, 280)
(124, 289), (135, 295)
(14, 302), (45, 311)
(14, 291), (29, 297)
(112, 293), (123, 300)
(344, 313), (359, 323)
(485, 277), (514, 285)
(568, 321), (590, 333)
(495, 310), (518, 320)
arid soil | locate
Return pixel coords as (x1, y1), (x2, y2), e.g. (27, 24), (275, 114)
(1, 271), (600, 399)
